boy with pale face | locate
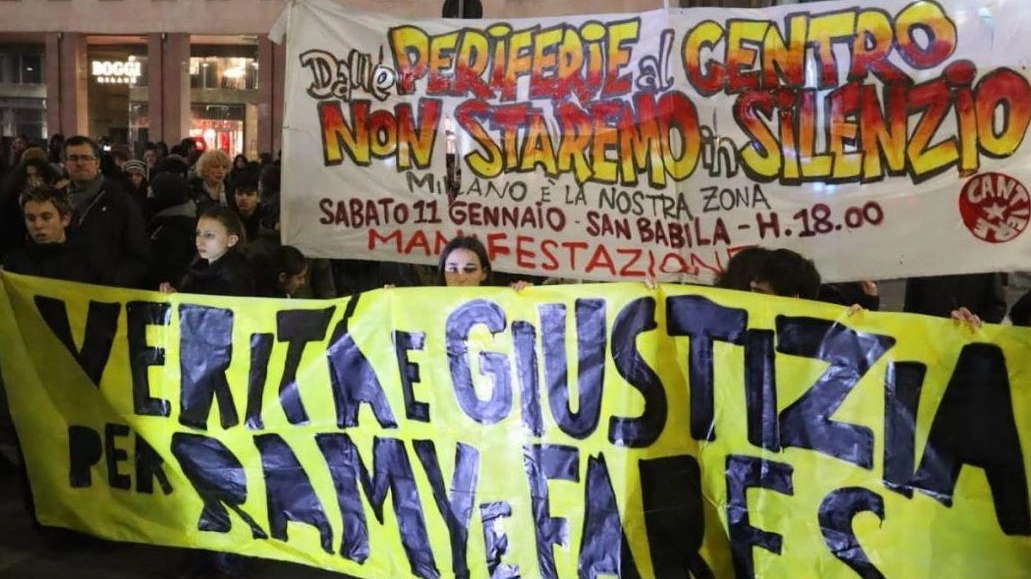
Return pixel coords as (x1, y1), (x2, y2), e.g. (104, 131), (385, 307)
(1, 187), (97, 283)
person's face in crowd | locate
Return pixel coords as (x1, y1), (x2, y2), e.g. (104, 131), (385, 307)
(143, 149), (157, 168)
(24, 165), (42, 188)
(234, 188), (259, 217)
(23, 200), (70, 244)
(443, 248), (488, 287)
(129, 172), (145, 189)
(12, 137), (27, 155)
(204, 162), (228, 186)
(195, 216), (238, 263)
(65, 143), (100, 184)
(234, 157), (247, 170)
(280, 267), (308, 297)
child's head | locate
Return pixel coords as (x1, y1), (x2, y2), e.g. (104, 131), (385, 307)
(195, 206), (245, 263)
(718, 246), (820, 299)
(275, 245), (307, 296)
(21, 186), (72, 244)
(438, 236), (491, 287)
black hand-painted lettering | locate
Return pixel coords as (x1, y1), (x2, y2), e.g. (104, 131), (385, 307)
(446, 299), (512, 425)
(666, 295), (747, 441)
(68, 425), (102, 487)
(882, 361), (926, 498)
(255, 433), (333, 553)
(178, 305), (239, 430)
(744, 329), (779, 451)
(126, 301), (171, 416)
(480, 501), (520, 579)
(911, 344), (1030, 535)
(326, 318), (397, 429)
(818, 487), (886, 579)
(512, 320), (544, 436)
(609, 297), (666, 447)
(134, 433), (172, 495)
(578, 453), (641, 579)
(776, 317), (895, 468)
(540, 300), (607, 439)
(275, 307), (335, 425)
(394, 330), (430, 422)
(316, 434), (438, 578)
(104, 423), (131, 490)
(725, 455), (794, 579)
(170, 433), (267, 538)
(314, 433), (371, 563)
(244, 333), (274, 430)
(414, 440), (480, 579)
(639, 455), (713, 578)
(35, 296), (119, 387)
(523, 443), (578, 579)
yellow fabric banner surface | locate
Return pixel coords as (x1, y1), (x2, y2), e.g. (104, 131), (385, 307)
(0, 272), (1029, 578)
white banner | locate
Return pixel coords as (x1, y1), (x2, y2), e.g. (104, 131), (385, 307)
(274, 0), (1031, 282)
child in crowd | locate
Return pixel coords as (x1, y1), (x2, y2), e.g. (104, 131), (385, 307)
(159, 206), (253, 297)
(256, 245), (308, 298)
(161, 205), (253, 578)
(717, 247), (821, 299)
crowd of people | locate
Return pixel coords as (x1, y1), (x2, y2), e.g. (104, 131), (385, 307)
(0, 132), (1023, 326)
(0, 132), (1027, 578)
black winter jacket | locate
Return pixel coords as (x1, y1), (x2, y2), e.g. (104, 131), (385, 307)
(1, 237), (101, 284)
(179, 250), (254, 297)
(147, 201), (197, 289)
(69, 178), (152, 288)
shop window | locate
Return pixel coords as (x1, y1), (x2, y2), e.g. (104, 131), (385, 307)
(0, 51), (45, 85)
(0, 97), (47, 142)
(190, 57), (258, 91)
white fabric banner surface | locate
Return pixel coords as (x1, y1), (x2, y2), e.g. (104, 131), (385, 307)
(275, 0), (1031, 282)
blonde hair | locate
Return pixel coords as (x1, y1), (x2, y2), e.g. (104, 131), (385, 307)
(196, 149), (231, 179)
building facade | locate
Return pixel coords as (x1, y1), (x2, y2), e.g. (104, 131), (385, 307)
(0, 0), (794, 157)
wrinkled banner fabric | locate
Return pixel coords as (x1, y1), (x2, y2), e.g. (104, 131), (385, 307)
(0, 272), (1029, 578)
(276, 0), (1031, 282)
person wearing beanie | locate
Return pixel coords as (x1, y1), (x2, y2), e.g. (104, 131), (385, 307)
(122, 159), (150, 219)
(146, 172), (197, 289)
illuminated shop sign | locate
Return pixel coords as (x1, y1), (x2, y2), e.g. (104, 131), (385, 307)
(91, 60), (141, 84)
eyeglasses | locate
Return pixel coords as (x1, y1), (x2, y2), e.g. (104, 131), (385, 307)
(66, 154), (96, 163)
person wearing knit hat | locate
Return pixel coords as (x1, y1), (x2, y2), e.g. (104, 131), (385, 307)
(122, 159), (150, 218)
(146, 172), (197, 289)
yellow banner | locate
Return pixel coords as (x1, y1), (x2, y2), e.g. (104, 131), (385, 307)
(0, 272), (1029, 578)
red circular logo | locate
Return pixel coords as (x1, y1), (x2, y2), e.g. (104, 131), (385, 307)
(958, 172), (1030, 243)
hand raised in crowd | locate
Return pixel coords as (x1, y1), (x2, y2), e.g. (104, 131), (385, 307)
(859, 280), (878, 296)
(644, 276), (658, 290)
(158, 282), (177, 294)
(950, 306), (983, 330)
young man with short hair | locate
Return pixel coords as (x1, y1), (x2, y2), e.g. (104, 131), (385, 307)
(1, 186), (97, 283)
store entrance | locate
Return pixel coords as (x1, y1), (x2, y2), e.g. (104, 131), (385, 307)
(190, 103), (244, 157)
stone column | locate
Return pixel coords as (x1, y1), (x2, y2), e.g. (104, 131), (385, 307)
(45, 32), (89, 137)
(257, 35), (285, 156)
(147, 33), (191, 144)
